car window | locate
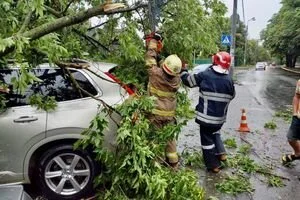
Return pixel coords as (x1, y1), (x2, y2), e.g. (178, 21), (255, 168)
(38, 69), (98, 102)
(0, 68), (98, 108)
(0, 69), (21, 107)
(0, 69), (45, 107)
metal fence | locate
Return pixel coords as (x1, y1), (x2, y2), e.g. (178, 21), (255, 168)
(194, 59), (212, 65)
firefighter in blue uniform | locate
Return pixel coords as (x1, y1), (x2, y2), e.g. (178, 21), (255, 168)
(181, 52), (235, 173)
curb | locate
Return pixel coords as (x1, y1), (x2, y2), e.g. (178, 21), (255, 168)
(281, 66), (300, 74)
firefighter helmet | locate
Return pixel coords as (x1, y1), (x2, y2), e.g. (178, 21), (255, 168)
(162, 54), (182, 76)
(212, 51), (231, 74)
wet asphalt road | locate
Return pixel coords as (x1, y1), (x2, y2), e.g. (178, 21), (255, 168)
(178, 66), (300, 200)
(239, 66), (299, 110)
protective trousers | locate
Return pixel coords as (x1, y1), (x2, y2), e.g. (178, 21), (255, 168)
(150, 116), (178, 165)
(199, 125), (226, 170)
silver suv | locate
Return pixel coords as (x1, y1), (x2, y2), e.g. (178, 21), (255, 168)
(0, 60), (129, 199)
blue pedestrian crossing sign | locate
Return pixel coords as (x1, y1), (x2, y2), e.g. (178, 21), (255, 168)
(221, 35), (231, 46)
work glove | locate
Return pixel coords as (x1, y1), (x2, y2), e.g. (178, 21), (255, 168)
(144, 31), (163, 53)
(144, 31), (163, 42)
(180, 59), (188, 72)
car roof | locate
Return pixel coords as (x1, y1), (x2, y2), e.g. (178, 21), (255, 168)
(2, 60), (118, 72)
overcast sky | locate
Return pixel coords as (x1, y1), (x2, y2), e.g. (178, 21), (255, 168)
(221, 0), (282, 39)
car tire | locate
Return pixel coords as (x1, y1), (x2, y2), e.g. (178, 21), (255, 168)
(35, 144), (98, 200)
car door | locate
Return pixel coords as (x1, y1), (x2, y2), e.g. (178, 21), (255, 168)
(40, 68), (100, 135)
(0, 69), (47, 184)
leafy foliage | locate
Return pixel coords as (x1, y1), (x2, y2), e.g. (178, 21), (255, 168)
(268, 176), (285, 187)
(29, 94), (57, 111)
(182, 149), (206, 169)
(76, 95), (205, 199)
(224, 138), (237, 148)
(10, 63), (42, 94)
(226, 155), (260, 174)
(162, 0), (227, 63)
(262, 0), (300, 67)
(264, 121), (277, 129)
(238, 144), (252, 155)
(216, 174), (253, 195)
(275, 108), (292, 123)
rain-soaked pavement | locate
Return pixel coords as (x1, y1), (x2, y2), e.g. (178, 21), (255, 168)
(178, 66), (300, 200)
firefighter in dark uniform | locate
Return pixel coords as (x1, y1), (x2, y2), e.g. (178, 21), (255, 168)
(181, 52), (235, 173)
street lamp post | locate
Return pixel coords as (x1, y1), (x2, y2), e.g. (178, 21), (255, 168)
(243, 17), (256, 66)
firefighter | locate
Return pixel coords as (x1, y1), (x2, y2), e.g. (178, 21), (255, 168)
(181, 51), (235, 173)
(144, 32), (182, 168)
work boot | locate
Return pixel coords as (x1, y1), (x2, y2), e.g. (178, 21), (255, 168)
(168, 162), (179, 170)
(211, 167), (221, 173)
(219, 154), (227, 162)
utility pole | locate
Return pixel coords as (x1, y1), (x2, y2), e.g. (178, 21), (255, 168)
(148, 0), (166, 32)
(229, 0), (238, 77)
(148, 0), (156, 32)
(243, 17), (256, 66)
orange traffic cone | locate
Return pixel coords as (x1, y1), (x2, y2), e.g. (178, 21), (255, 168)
(238, 109), (250, 132)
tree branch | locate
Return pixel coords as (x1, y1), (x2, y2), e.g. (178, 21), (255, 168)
(61, 0), (75, 15)
(135, 9), (146, 35)
(18, 11), (33, 34)
(87, 16), (122, 31)
(44, 5), (61, 18)
(0, 1), (148, 57)
(23, 2), (147, 40)
(59, 64), (120, 126)
(72, 29), (111, 52)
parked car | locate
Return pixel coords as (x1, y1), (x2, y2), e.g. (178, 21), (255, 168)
(191, 63), (211, 74)
(255, 62), (266, 70)
(0, 60), (132, 199)
(0, 185), (32, 200)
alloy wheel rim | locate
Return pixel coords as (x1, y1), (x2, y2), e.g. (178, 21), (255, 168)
(44, 153), (91, 196)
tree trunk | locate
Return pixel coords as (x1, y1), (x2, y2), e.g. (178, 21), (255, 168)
(292, 55), (298, 68)
(286, 54), (293, 68)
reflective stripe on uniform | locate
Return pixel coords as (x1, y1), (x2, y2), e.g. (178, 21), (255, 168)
(202, 91), (234, 100)
(196, 112), (226, 124)
(152, 109), (175, 117)
(181, 71), (197, 87)
(203, 96), (208, 115)
(145, 57), (157, 66)
(180, 71), (188, 77)
(166, 152), (178, 163)
(199, 93), (231, 102)
(166, 152), (178, 159)
(187, 74), (196, 86)
(149, 86), (176, 97)
(186, 74), (197, 87)
(202, 144), (215, 150)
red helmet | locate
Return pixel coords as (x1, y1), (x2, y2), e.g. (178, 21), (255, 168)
(212, 51), (231, 69)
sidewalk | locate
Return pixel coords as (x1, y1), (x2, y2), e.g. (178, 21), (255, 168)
(281, 66), (300, 74)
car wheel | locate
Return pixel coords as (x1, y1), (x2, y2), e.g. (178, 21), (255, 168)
(36, 144), (98, 200)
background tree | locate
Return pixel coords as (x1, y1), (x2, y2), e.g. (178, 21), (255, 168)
(245, 39), (271, 65)
(262, 0), (300, 68)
